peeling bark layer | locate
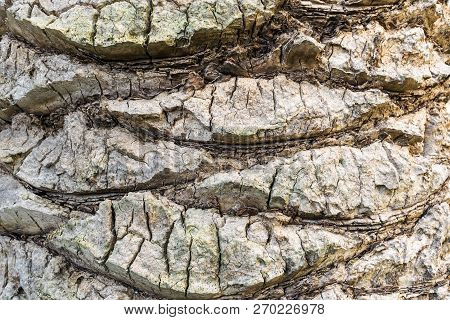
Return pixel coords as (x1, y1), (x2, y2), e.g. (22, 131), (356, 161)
(0, 0), (449, 300)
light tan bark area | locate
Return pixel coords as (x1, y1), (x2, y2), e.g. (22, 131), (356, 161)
(0, 0), (448, 299)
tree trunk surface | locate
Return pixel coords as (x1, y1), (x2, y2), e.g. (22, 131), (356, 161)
(0, 0), (448, 300)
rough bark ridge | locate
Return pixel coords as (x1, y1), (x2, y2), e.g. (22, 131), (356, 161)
(0, 0), (449, 300)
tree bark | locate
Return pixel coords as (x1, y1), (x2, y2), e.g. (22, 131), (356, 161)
(0, 0), (448, 300)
